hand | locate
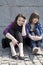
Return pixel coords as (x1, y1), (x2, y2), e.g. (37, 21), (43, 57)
(30, 35), (42, 41)
(23, 19), (27, 25)
(12, 38), (18, 46)
(35, 35), (42, 40)
(30, 35), (36, 40)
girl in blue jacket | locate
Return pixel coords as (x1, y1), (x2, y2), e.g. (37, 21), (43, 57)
(26, 12), (43, 54)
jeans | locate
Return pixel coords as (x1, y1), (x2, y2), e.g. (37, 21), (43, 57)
(6, 30), (23, 44)
(25, 29), (42, 49)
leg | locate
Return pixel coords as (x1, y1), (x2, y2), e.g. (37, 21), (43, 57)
(36, 40), (42, 47)
(34, 29), (43, 54)
(9, 42), (16, 56)
(35, 41), (43, 54)
(15, 31), (24, 59)
(9, 42), (18, 59)
(29, 31), (37, 48)
(27, 31), (39, 54)
(24, 37), (39, 54)
(34, 28), (40, 36)
(7, 30), (18, 58)
(34, 29), (42, 47)
(24, 37), (30, 46)
(24, 36), (36, 48)
(29, 38), (37, 49)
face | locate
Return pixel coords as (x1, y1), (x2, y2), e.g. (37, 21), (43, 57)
(17, 17), (25, 26)
(32, 18), (39, 24)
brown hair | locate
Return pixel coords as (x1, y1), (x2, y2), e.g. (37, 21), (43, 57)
(12, 13), (26, 29)
(29, 12), (39, 24)
(14, 13), (26, 22)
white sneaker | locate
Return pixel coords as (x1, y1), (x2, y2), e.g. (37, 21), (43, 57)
(36, 48), (43, 55)
(32, 47), (39, 54)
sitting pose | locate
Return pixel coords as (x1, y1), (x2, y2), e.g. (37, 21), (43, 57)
(3, 13), (26, 59)
(25, 12), (43, 54)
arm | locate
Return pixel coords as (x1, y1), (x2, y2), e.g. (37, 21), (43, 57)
(29, 35), (42, 41)
(26, 23), (42, 41)
(29, 23), (43, 41)
(22, 20), (27, 36)
(3, 22), (18, 44)
(37, 23), (43, 38)
(6, 33), (15, 40)
(6, 33), (18, 45)
(3, 22), (14, 36)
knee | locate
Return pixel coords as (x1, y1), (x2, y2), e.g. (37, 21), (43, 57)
(34, 29), (40, 36)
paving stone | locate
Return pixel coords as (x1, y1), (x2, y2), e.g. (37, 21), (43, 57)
(0, 58), (2, 65)
(2, 60), (9, 64)
(1, 57), (9, 65)
(17, 60), (24, 63)
(17, 61), (25, 65)
(0, 43), (43, 65)
(24, 57), (30, 61)
(2, 64), (9, 65)
(10, 62), (17, 65)
(2, 57), (9, 60)
(25, 61), (34, 65)
(0, 63), (1, 65)
(9, 59), (17, 65)
(0, 57), (2, 61)
(37, 55), (43, 64)
(0, 46), (43, 65)
(9, 58), (17, 62)
(29, 54), (36, 61)
(33, 60), (42, 65)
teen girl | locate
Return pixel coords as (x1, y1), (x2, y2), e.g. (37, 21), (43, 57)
(3, 13), (26, 59)
(25, 12), (43, 54)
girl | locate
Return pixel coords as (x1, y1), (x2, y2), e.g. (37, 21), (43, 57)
(25, 12), (43, 54)
(3, 13), (26, 59)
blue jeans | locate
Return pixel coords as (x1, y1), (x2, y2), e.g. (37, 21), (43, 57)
(25, 29), (42, 49)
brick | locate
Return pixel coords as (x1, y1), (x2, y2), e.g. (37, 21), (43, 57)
(25, 61), (34, 65)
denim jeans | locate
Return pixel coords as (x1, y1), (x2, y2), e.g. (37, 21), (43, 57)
(25, 29), (42, 49)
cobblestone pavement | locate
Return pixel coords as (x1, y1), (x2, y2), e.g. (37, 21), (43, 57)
(0, 45), (43, 65)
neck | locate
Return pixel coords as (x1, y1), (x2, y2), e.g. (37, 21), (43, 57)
(31, 22), (35, 25)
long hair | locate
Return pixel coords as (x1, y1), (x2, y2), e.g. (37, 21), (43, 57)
(14, 13), (26, 23)
(12, 13), (26, 29)
(29, 12), (39, 24)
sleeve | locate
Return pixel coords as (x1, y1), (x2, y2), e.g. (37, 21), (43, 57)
(38, 23), (43, 36)
(26, 23), (30, 37)
(3, 22), (14, 36)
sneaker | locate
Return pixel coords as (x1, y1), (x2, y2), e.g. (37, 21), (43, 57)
(36, 48), (43, 55)
(32, 47), (39, 54)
